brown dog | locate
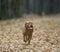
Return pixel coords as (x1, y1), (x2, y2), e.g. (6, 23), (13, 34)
(23, 21), (33, 44)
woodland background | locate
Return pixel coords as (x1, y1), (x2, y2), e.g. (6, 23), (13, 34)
(0, 0), (60, 19)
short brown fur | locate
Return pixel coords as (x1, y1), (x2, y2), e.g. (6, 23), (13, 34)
(23, 21), (33, 44)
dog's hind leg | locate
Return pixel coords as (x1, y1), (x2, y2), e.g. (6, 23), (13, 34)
(28, 34), (32, 45)
(23, 34), (27, 43)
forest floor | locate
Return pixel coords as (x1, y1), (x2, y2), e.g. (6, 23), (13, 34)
(0, 14), (60, 52)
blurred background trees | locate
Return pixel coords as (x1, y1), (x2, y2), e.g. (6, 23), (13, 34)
(0, 0), (60, 19)
(0, 0), (22, 19)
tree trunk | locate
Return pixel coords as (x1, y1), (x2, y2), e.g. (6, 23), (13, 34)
(7, 0), (13, 18)
(0, 0), (1, 18)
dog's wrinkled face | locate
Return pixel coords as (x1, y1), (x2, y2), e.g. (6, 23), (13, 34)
(25, 21), (33, 30)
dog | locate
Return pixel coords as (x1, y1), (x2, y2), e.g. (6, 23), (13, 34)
(23, 21), (33, 44)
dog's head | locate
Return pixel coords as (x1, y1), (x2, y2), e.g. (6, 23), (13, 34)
(25, 21), (33, 30)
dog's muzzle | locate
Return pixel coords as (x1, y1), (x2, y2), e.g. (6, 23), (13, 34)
(28, 25), (33, 29)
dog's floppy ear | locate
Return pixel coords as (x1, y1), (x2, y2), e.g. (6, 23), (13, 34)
(25, 21), (29, 28)
(25, 21), (28, 28)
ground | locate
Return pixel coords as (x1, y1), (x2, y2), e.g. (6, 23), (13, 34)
(0, 14), (60, 52)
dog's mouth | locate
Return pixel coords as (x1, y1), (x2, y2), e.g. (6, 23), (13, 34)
(28, 27), (32, 29)
(28, 25), (33, 29)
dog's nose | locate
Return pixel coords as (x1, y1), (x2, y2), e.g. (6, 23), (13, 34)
(30, 25), (33, 27)
(28, 25), (33, 29)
